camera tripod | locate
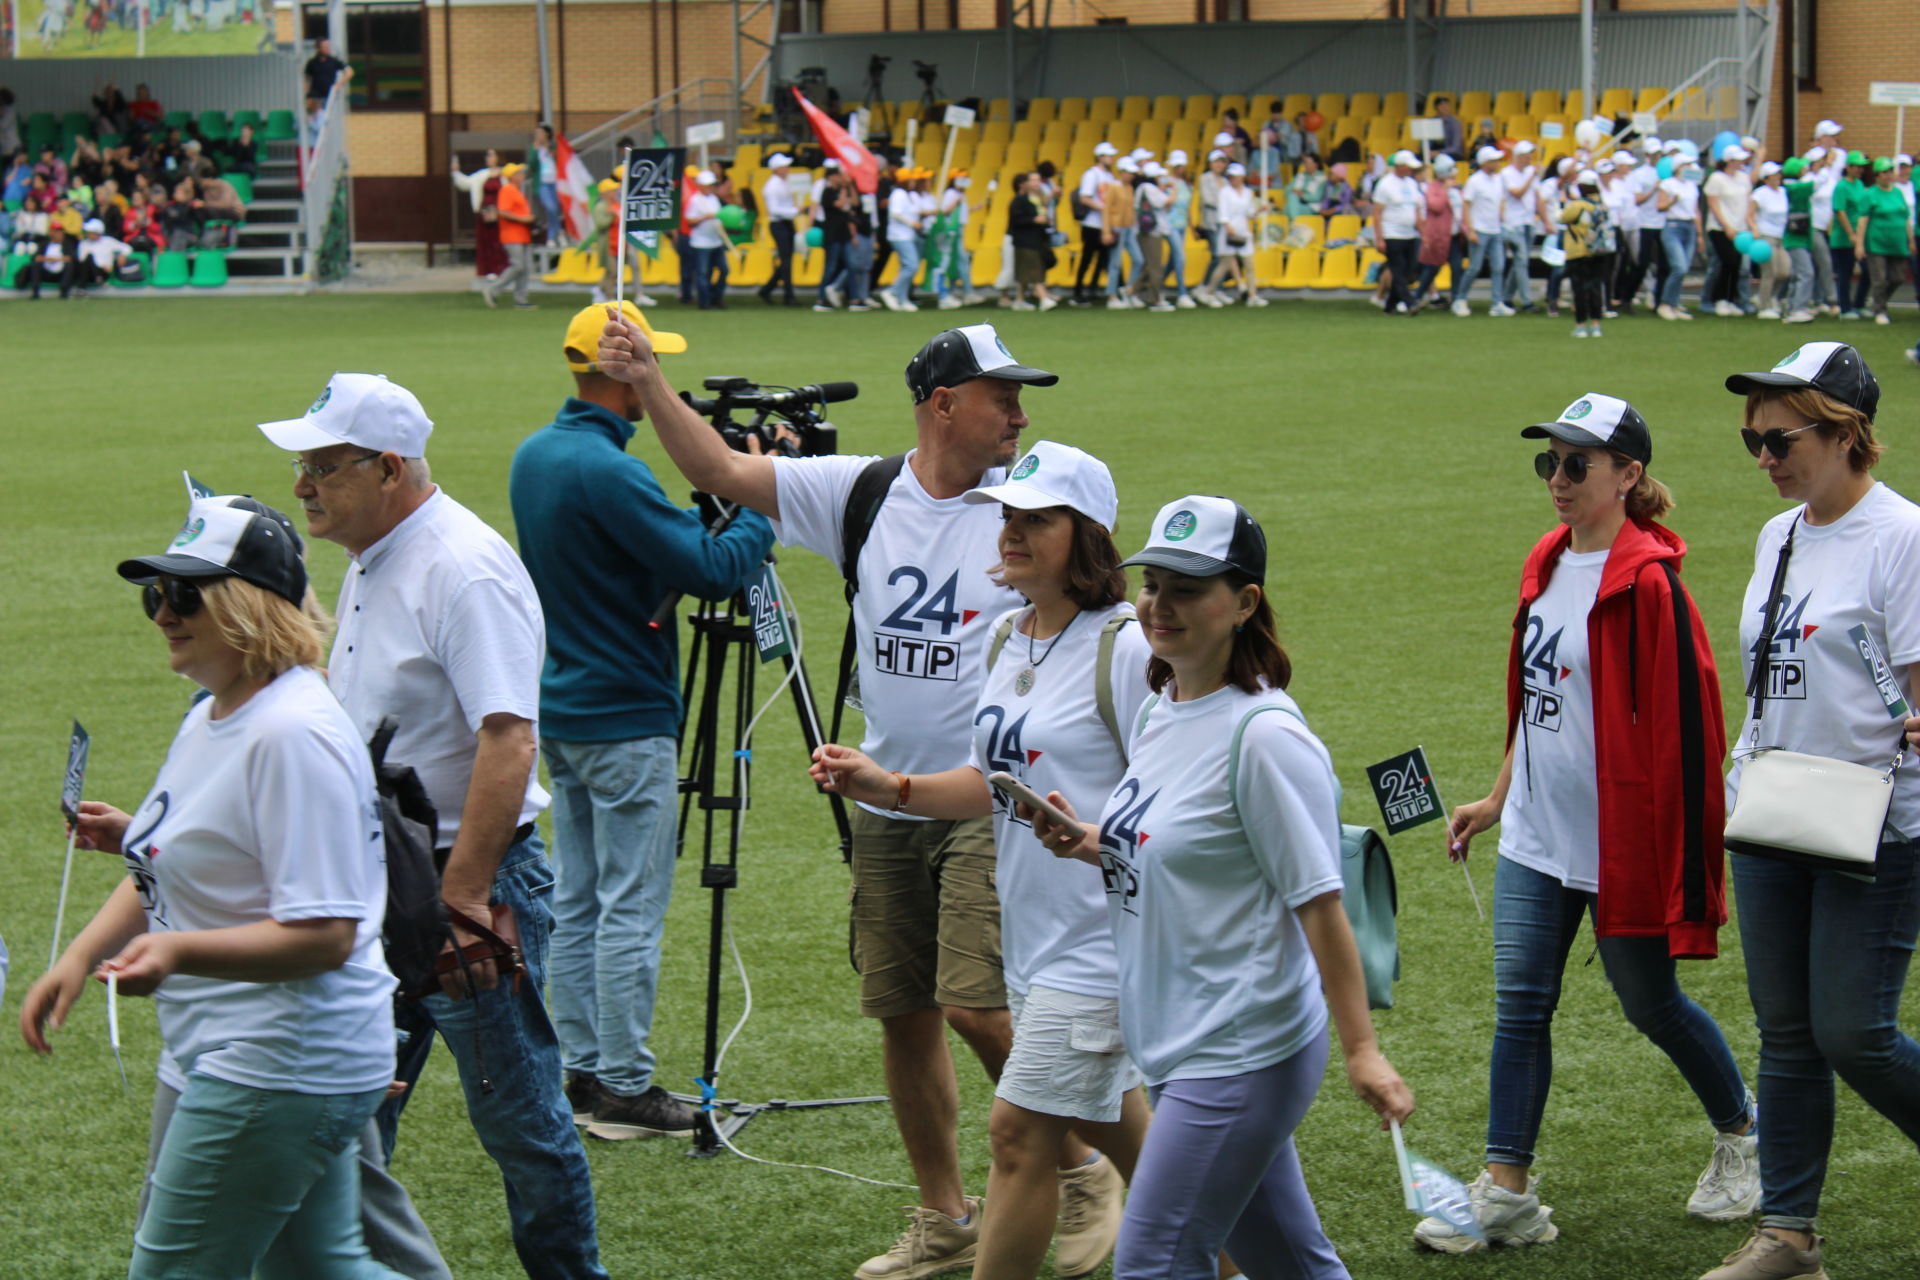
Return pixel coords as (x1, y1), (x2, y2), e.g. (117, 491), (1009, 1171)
(863, 55), (892, 140)
(671, 519), (885, 1157)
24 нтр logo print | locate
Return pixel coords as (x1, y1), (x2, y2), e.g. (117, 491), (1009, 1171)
(1012, 454), (1040, 480)
(1564, 399), (1593, 420)
(1163, 510), (1198, 541)
(172, 517), (206, 548)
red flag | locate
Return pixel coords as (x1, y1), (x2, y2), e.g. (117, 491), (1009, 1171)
(792, 88), (879, 194)
(553, 132), (595, 242)
(679, 167), (700, 237)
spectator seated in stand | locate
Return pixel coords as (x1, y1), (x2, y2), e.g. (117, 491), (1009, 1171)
(122, 187), (162, 255)
(20, 222), (72, 298)
(50, 194), (83, 237)
(74, 216), (133, 288)
(197, 172), (247, 234)
(127, 83), (163, 133)
(160, 179), (203, 251)
(180, 138), (218, 183)
(34, 143), (68, 192)
(221, 123), (260, 179)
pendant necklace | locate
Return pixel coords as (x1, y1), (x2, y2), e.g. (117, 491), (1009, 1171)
(1015, 609), (1077, 696)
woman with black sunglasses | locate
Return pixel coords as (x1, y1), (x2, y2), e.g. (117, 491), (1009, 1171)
(1423, 393), (1751, 1253)
(20, 494), (405, 1280)
(1700, 343), (1920, 1280)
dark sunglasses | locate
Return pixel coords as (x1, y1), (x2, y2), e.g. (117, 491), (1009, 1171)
(1534, 451), (1593, 484)
(1741, 423), (1818, 460)
(141, 578), (207, 620)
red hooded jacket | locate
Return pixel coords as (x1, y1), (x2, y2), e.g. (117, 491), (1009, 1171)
(1504, 519), (1728, 958)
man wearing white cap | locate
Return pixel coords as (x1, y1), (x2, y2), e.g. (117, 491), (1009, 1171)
(1373, 150), (1426, 314)
(1806, 142), (1846, 314)
(1161, 150), (1197, 307)
(1453, 146), (1509, 316)
(73, 215), (131, 292)
(1071, 142), (1120, 305)
(1500, 139), (1541, 310)
(258, 374), (609, 1279)
(759, 153), (801, 306)
(591, 316), (1122, 1279)
(686, 168), (728, 309)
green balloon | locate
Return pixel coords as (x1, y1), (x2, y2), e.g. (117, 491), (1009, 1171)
(717, 204), (750, 232)
(805, 225), (824, 248)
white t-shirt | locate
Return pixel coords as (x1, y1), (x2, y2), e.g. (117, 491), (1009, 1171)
(77, 233), (129, 267)
(123, 666), (396, 1095)
(772, 452), (1021, 815)
(1464, 170), (1504, 234)
(1605, 177), (1639, 233)
(969, 604), (1151, 998)
(1659, 177), (1700, 223)
(686, 191), (725, 249)
(1501, 164), (1539, 231)
(1077, 165), (1118, 229)
(1373, 173), (1423, 239)
(1216, 183), (1257, 248)
(1498, 549), (1606, 891)
(1099, 684), (1344, 1086)
(1538, 176), (1565, 232)
(1752, 183), (1789, 240)
(329, 489), (548, 841)
(1705, 170), (1752, 234)
(1730, 484), (1920, 834)
(761, 172), (799, 221)
(1632, 164), (1667, 230)
(886, 186), (922, 243)
(1811, 162), (1840, 230)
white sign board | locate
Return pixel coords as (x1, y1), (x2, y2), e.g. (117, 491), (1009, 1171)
(685, 120), (728, 146)
(1538, 121), (1565, 140)
(1408, 118), (1445, 142)
(1631, 111), (1660, 136)
(943, 104), (977, 129)
(1870, 82), (1920, 107)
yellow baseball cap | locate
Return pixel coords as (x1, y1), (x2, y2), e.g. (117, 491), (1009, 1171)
(564, 300), (687, 372)
(501, 162), (526, 179)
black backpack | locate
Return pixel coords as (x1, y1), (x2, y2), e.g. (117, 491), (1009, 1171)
(826, 453), (909, 851)
(369, 717), (448, 997)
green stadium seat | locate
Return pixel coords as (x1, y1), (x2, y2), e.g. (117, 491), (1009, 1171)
(198, 111), (230, 141)
(112, 252), (154, 288)
(2, 251), (30, 289)
(100, 132), (122, 149)
(61, 111), (89, 136)
(263, 110), (297, 141)
(163, 110), (192, 131)
(232, 110), (264, 131)
(190, 250), (229, 288)
(225, 173), (254, 203)
(26, 111), (57, 141)
(3, 197), (20, 212)
(151, 251), (191, 288)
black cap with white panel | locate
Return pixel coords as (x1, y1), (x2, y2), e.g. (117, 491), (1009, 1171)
(1724, 341), (1880, 422)
(905, 323), (1059, 405)
(1122, 495), (1268, 583)
(117, 494), (309, 607)
(1520, 392), (1653, 465)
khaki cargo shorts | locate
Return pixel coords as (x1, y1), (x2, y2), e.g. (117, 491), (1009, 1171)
(849, 807), (1005, 1018)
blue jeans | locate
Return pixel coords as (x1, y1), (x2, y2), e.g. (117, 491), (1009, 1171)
(1452, 231), (1507, 307)
(1500, 227), (1534, 306)
(1105, 225), (1142, 298)
(818, 240), (847, 303)
(1659, 223), (1698, 309)
(135, 1074), (399, 1280)
(692, 245), (727, 307)
(538, 183), (561, 243)
(375, 838), (608, 1280)
(1487, 857), (1750, 1168)
(543, 736), (678, 1098)
(1731, 841), (1920, 1230)
(889, 236), (921, 305)
(1162, 227), (1190, 299)
(845, 233), (874, 303)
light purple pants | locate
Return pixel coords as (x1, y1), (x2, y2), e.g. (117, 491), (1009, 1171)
(1116, 1027), (1347, 1280)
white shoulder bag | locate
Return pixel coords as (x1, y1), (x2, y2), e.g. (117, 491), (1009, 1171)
(1723, 516), (1904, 875)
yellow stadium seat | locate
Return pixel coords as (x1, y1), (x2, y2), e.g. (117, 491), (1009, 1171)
(1325, 214), (1363, 244)
(1562, 90), (1588, 120)
(1383, 91), (1411, 117)
(988, 98), (1012, 121)
(1598, 87), (1634, 118)
(1278, 248), (1319, 288)
(1288, 214), (1325, 249)
(1012, 120), (1041, 145)
(1168, 121), (1203, 152)
(1106, 122), (1139, 152)
(1184, 94), (1216, 120)
(1057, 98), (1088, 125)
(1458, 91), (1492, 121)
(1314, 93), (1346, 122)
(1120, 96), (1151, 123)
(734, 244), (772, 287)
(1253, 246), (1287, 287)
(1136, 121), (1170, 153)
(1151, 95), (1183, 122)
(1281, 93), (1313, 121)
(1528, 90), (1561, 119)
(1505, 115), (1538, 143)
(1070, 119), (1106, 148)
(1005, 144), (1039, 172)
(1088, 96), (1120, 124)
(1432, 264), (1451, 293)
(1218, 94), (1248, 118)
(1026, 98), (1057, 125)
(972, 143), (1005, 173)
(1637, 87), (1670, 115)
(543, 248), (602, 285)
(734, 143), (763, 171)
(1706, 84), (1738, 120)
(1360, 246), (1386, 283)
(1349, 92), (1382, 121)
(1310, 247), (1358, 289)
(1330, 116), (1363, 149)
(971, 240), (1001, 287)
(1493, 90), (1526, 119)
(979, 120), (1010, 145)
(642, 240), (679, 286)
(1249, 95), (1278, 123)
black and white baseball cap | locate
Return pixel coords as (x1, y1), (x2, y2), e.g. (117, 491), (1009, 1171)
(117, 494), (309, 606)
(258, 372), (435, 456)
(905, 324), (1059, 405)
(963, 440), (1119, 531)
(1122, 495), (1267, 582)
(1725, 341), (1880, 422)
(1521, 393), (1653, 465)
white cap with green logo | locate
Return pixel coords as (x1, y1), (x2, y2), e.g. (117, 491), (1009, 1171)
(963, 440), (1119, 531)
(1122, 495), (1267, 582)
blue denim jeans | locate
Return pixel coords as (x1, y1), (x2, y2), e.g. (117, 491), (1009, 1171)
(1730, 841), (1920, 1230)
(1105, 225), (1142, 298)
(888, 236), (921, 305)
(374, 837), (608, 1280)
(1660, 223), (1697, 309)
(1500, 227), (1534, 306)
(818, 240), (847, 303)
(1452, 231), (1507, 307)
(135, 1074), (400, 1280)
(543, 735), (679, 1098)
(1487, 857), (1751, 1168)
(845, 233), (874, 303)
(1162, 228), (1190, 299)
(692, 245), (727, 307)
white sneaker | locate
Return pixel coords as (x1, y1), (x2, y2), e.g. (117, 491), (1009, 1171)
(1757, 308), (1781, 320)
(1245, 293), (1270, 307)
(1674, 306), (1695, 320)
(1589, 324), (1604, 338)
(1175, 295), (1197, 309)
(1489, 303), (1516, 317)
(1689, 1127), (1762, 1222)
(1106, 297), (1129, 310)
(1038, 297), (1058, 312)
(1785, 309), (1816, 323)
(937, 295), (964, 310)
(1715, 300), (1741, 317)
(1875, 312), (1891, 325)
(1201, 292), (1225, 308)
(1699, 1228), (1830, 1280)
(1148, 302), (1175, 312)
(1370, 294), (1388, 309)
(878, 292), (902, 312)
(1413, 1170), (1559, 1255)
(826, 284), (845, 308)
(633, 292), (659, 306)
(899, 300), (919, 312)
(1602, 308), (1620, 318)
(1572, 324), (1590, 338)
(1009, 300), (1036, 311)
(1451, 299), (1472, 317)
(812, 303), (836, 312)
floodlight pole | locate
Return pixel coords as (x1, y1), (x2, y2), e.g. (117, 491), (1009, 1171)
(1580, 0), (1596, 125)
(534, 0), (554, 125)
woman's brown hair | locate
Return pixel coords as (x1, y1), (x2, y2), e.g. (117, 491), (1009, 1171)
(1145, 571), (1292, 695)
(989, 508), (1129, 611)
(1744, 387), (1882, 472)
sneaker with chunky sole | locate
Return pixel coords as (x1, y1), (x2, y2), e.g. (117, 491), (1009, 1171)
(855, 1197), (981, 1280)
(1414, 1170), (1559, 1254)
(1054, 1155), (1124, 1277)
(1689, 1127), (1762, 1221)
(564, 1072), (597, 1125)
(1699, 1228), (1830, 1280)
(584, 1083), (699, 1140)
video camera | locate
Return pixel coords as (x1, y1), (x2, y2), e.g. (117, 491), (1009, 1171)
(680, 376), (858, 459)
(913, 60), (939, 88)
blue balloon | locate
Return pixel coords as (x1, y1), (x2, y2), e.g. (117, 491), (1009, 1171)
(1734, 230), (1756, 254)
(1747, 240), (1775, 264)
(1711, 130), (1740, 162)
(1657, 156), (1675, 180)
(1676, 138), (1702, 161)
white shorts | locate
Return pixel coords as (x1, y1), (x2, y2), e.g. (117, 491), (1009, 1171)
(996, 984), (1143, 1123)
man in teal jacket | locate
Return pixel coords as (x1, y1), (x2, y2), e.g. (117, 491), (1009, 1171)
(509, 301), (774, 1140)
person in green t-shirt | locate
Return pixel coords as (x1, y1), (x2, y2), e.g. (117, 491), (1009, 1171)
(1857, 156), (1918, 322)
(1830, 152), (1871, 315)
(1780, 157), (1817, 321)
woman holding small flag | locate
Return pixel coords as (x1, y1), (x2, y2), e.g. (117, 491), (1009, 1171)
(1431, 394), (1753, 1253)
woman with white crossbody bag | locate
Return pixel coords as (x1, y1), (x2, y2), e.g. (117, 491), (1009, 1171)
(1705, 341), (1920, 1280)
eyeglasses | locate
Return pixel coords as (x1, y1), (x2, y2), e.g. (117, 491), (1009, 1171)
(290, 451), (381, 482)
(1741, 424), (1818, 460)
(1534, 451), (1593, 484)
(142, 578), (207, 620)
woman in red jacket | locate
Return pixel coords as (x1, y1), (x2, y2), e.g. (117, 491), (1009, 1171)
(1418, 393), (1755, 1252)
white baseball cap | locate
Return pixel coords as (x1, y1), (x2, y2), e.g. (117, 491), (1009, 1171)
(1899, 154), (1915, 167)
(963, 440), (1119, 532)
(1741, 135), (1760, 150)
(1117, 157), (1140, 174)
(1522, 393), (1653, 465)
(1225, 162), (1247, 176)
(695, 169), (717, 185)
(1641, 136), (1663, 154)
(118, 494), (310, 608)
(83, 217), (105, 232)
(823, 158), (842, 169)
(1143, 161), (1167, 178)
(1432, 154), (1457, 175)
(1208, 148), (1228, 162)
(1723, 145), (1751, 162)
(766, 153), (793, 169)
(1814, 119), (1843, 137)
(1130, 147), (1154, 162)
(1577, 168), (1600, 185)
(1514, 140), (1537, 155)
(1614, 152), (1638, 167)
(1213, 131), (1235, 147)
(1167, 149), (1189, 166)
(1805, 145), (1828, 162)
(1758, 160), (1782, 178)
(258, 373), (435, 456)
(1123, 495), (1268, 583)
(1476, 145), (1505, 165)
(1391, 149), (1420, 168)
(1093, 141), (1118, 157)
(1596, 160), (1616, 174)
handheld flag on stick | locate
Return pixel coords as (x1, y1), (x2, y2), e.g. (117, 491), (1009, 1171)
(1367, 746), (1483, 920)
(107, 969), (130, 1093)
(792, 88), (879, 194)
(553, 131), (596, 243)
(1392, 1120), (1485, 1242)
(51, 721), (90, 971)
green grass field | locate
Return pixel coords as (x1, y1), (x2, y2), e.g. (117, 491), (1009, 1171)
(2, 294), (1916, 1279)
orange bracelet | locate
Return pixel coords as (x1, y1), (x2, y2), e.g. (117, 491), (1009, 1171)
(891, 772), (911, 812)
